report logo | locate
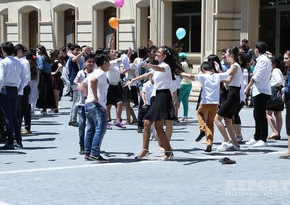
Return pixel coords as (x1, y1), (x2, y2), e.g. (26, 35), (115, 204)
(226, 180), (290, 196)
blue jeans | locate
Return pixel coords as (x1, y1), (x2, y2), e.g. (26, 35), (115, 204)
(84, 102), (107, 156)
(77, 105), (86, 147)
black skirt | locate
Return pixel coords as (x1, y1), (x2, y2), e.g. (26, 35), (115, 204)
(218, 86), (240, 118)
(144, 89), (175, 121)
(37, 72), (56, 109)
(266, 103), (284, 111)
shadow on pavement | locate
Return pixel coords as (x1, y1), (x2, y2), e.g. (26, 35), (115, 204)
(23, 137), (56, 142)
(29, 132), (59, 136)
(20, 146), (58, 150)
(104, 151), (135, 158)
(0, 150), (26, 155)
(32, 121), (63, 125)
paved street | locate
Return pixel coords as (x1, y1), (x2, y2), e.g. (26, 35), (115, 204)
(0, 97), (290, 205)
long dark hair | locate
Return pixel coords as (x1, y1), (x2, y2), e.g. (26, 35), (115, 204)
(207, 54), (222, 73)
(37, 45), (51, 64)
(26, 52), (38, 80)
(160, 46), (184, 80)
(227, 46), (240, 65)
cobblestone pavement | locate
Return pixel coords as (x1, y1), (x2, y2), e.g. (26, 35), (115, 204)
(0, 97), (290, 205)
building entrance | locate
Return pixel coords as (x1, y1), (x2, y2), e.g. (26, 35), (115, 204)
(260, 1), (290, 56)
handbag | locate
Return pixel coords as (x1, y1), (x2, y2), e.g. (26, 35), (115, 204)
(267, 85), (284, 108)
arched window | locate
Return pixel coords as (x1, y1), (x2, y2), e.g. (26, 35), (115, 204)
(29, 10), (38, 49)
(260, 0), (290, 55)
(172, 1), (201, 52)
(65, 9), (75, 46)
(104, 7), (116, 49)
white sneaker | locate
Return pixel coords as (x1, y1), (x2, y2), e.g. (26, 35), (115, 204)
(252, 140), (268, 147)
(226, 144), (240, 151)
(217, 142), (233, 152)
(245, 138), (257, 145)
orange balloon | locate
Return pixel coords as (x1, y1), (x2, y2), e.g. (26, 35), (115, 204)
(109, 17), (119, 29)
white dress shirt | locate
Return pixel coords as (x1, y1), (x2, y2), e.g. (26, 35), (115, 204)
(252, 54), (272, 97)
(0, 56), (26, 93)
(15, 56), (31, 95)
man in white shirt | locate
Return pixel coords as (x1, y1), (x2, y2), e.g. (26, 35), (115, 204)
(14, 44), (31, 135)
(0, 42), (27, 149)
(244, 41), (272, 147)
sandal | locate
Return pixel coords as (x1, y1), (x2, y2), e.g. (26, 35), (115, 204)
(219, 157), (236, 164)
(279, 155), (290, 159)
(179, 118), (188, 122)
(134, 149), (150, 160)
(267, 134), (281, 140)
(160, 151), (174, 161)
(115, 122), (126, 128)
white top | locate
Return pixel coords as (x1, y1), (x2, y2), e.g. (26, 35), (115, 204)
(243, 68), (249, 87)
(229, 62), (243, 87)
(195, 72), (229, 104)
(270, 68), (284, 87)
(75, 69), (87, 106)
(0, 56), (26, 93)
(176, 75), (182, 89)
(16, 56), (31, 95)
(141, 80), (154, 105)
(86, 68), (109, 108)
(252, 54), (272, 97)
(107, 60), (121, 85)
(151, 62), (172, 90)
(180, 62), (192, 85)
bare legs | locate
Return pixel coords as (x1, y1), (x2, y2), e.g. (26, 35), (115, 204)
(106, 101), (124, 123)
(53, 89), (59, 111)
(215, 114), (239, 146)
(266, 110), (282, 139)
(124, 101), (137, 124)
(137, 119), (172, 158)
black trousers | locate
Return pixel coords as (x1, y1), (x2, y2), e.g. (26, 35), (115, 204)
(253, 93), (270, 142)
(18, 86), (31, 131)
(285, 99), (290, 135)
(0, 86), (21, 144)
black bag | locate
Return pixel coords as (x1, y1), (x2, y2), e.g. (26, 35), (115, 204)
(267, 85), (284, 108)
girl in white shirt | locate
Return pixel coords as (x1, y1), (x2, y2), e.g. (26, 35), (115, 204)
(126, 46), (183, 160)
(215, 46), (244, 152)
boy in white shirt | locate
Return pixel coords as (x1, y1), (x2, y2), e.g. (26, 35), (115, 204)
(181, 61), (229, 152)
(81, 54), (110, 162)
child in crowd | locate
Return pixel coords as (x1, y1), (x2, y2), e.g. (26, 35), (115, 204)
(181, 61), (230, 152)
(141, 78), (156, 140)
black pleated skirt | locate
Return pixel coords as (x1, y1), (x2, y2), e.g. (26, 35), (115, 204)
(144, 89), (175, 121)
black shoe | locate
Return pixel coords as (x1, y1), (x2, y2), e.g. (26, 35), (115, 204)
(195, 131), (205, 142)
(0, 143), (15, 150)
(79, 146), (85, 155)
(204, 145), (212, 152)
(0, 137), (6, 143)
(219, 157), (236, 165)
(68, 121), (79, 127)
(14, 141), (23, 149)
(137, 127), (143, 133)
(88, 154), (108, 163)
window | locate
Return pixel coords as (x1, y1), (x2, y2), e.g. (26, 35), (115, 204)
(104, 7), (116, 49)
(65, 9), (75, 46)
(172, 1), (201, 52)
(29, 10), (38, 49)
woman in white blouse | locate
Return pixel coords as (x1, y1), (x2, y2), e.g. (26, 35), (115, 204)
(266, 57), (284, 140)
(126, 46), (183, 160)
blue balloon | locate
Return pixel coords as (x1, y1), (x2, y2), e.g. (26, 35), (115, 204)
(176, 28), (186, 40)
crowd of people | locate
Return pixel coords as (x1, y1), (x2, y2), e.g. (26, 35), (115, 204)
(1, 39), (290, 162)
